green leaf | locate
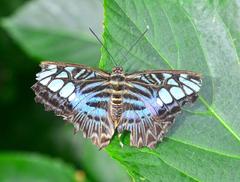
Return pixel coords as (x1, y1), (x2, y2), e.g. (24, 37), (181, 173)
(1, 0), (103, 67)
(0, 153), (77, 182)
(216, 0), (240, 55)
(100, 0), (240, 181)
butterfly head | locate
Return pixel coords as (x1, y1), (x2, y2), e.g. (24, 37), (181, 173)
(112, 67), (124, 75)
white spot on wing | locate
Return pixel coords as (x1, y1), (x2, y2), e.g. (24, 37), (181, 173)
(167, 79), (178, 86)
(74, 69), (86, 79)
(170, 87), (185, 100)
(36, 68), (57, 81)
(163, 73), (172, 79)
(158, 88), (173, 104)
(85, 72), (95, 79)
(59, 82), (75, 98)
(157, 98), (163, 107)
(180, 74), (188, 78)
(141, 76), (150, 83)
(47, 65), (57, 69)
(65, 67), (75, 73)
(56, 71), (68, 78)
(40, 77), (51, 85)
(179, 77), (200, 92)
(48, 79), (64, 92)
(191, 79), (201, 86)
(68, 92), (76, 101)
(183, 85), (193, 95)
(151, 74), (162, 84)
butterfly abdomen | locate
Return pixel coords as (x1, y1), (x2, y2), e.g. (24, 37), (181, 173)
(109, 72), (125, 127)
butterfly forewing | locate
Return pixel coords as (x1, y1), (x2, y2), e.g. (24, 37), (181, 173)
(117, 70), (202, 148)
(32, 62), (114, 149)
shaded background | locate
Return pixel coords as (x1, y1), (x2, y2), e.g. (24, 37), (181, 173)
(0, 0), (130, 181)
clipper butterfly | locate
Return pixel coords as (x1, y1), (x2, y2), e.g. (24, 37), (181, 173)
(32, 61), (202, 149)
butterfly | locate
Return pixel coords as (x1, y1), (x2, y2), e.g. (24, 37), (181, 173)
(32, 61), (202, 149)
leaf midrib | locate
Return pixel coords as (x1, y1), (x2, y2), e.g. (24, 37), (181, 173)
(111, 0), (240, 144)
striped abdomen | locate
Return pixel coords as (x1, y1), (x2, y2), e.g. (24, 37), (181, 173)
(109, 74), (125, 127)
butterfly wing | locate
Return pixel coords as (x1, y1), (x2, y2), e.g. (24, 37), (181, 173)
(118, 70), (202, 148)
(32, 62), (114, 149)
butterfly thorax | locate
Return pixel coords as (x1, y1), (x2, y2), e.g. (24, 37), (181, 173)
(110, 67), (125, 127)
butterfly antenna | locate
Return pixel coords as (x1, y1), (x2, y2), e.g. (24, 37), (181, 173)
(124, 25), (149, 59)
(89, 27), (117, 67)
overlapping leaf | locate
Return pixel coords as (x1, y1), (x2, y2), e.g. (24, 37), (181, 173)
(2, 0), (103, 67)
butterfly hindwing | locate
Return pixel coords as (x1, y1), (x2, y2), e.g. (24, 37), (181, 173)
(117, 70), (202, 148)
(32, 62), (114, 149)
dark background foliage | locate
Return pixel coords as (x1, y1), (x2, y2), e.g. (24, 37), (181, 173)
(0, 0), (129, 181)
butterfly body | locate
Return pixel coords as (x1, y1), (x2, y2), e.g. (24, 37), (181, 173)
(32, 62), (202, 149)
(109, 67), (125, 127)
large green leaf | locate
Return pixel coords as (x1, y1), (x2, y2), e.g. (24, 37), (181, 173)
(1, 0), (103, 67)
(0, 153), (76, 182)
(100, 0), (240, 181)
